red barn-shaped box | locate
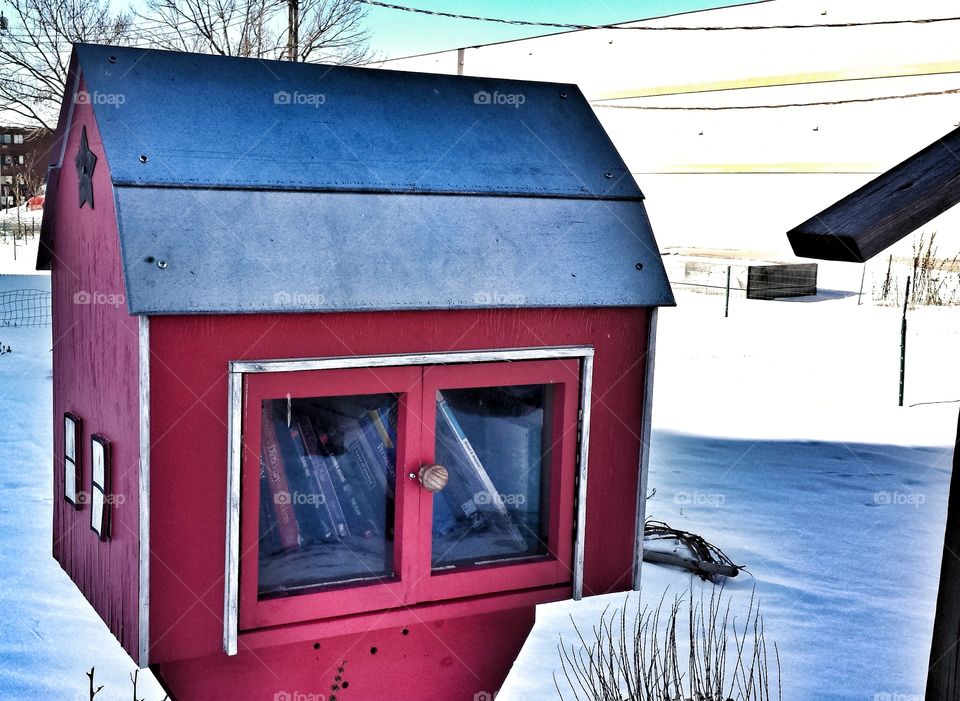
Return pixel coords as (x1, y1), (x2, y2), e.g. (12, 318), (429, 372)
(39, 44), (674, 700)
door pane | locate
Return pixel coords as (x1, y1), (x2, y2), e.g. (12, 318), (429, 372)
(257, 394), (399, 598)
(431, 384), (552, 570)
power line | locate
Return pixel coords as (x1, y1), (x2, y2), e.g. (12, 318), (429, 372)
(592, 87), (960, 110)
(358, 0), (960, 32)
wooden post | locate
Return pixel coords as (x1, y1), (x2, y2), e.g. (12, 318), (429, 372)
(926, 409), (960, 698)
(899, 277), (910, 407)
(724, 265), (731, 318)
(287, 0), (299, 61)
(858, 263), (866, 305)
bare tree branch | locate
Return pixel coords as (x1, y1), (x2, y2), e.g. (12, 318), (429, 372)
(0, 0), (133, 129)
(137, 0), (371, 63)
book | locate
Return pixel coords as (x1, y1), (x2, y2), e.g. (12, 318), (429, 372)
(271, 406), (337, 544)
(259, 406), (302, 551)
(366, 405), (398, 479)
(435, 391), (527, 550)
(294, 410), (350, 540)
(257, 465), (284, 556)
(324, 449), (380, 539)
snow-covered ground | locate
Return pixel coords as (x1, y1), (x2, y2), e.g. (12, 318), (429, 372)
(1, 264), (957, 700)
(0, 207), (43, 276)
(0, 275), (166, 700)
(501, 266), (958, 701)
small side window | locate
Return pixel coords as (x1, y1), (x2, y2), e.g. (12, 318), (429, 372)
(90, 435), (112, 540)
(64, 413), (82, 509)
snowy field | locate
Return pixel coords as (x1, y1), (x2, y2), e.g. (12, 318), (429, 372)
(1, 264), (958, 700)
(0, 275), (166, 701)
(502, 268), (959, 701)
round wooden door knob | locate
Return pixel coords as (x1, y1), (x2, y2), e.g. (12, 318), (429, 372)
(418, 464), (449, 493)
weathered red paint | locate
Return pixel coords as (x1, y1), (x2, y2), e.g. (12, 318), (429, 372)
(145, 308), (650, 699)
(155, 606), (538, 701)
(50, 76), (141, 658)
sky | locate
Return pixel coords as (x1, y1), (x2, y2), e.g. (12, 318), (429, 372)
(360, 0), (762, 59)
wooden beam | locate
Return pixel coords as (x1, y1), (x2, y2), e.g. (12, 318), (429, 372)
(927, 409), (960, 699)
(788, 126), (960, 262)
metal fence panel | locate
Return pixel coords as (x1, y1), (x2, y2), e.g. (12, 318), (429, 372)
(0, 289), (52, 327)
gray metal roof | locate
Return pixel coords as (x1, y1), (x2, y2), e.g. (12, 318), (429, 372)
(116, 187), (673, 313)
(43, 44), (674, 313)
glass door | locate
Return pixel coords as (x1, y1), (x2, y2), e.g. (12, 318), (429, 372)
(416, 359), (580, 602)
(239, 365), (422, 630)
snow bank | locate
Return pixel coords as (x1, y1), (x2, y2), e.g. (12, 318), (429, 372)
(501, 282), (956, 701)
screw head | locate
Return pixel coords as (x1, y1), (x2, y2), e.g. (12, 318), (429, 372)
(157, 260), (167, 269)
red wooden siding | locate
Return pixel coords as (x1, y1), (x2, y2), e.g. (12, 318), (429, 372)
(50, 77), (142, 658)
(155, 606), (537, 701)
(147, 308), (650, 697)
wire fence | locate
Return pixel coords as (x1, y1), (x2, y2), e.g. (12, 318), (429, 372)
(0, 289), (51, 327)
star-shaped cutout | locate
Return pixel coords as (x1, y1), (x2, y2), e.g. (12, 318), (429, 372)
(75, 126), (97, 209)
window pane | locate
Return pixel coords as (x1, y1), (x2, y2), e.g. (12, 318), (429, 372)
(257, 394), (399, 598)
(432, 385), (551, 570)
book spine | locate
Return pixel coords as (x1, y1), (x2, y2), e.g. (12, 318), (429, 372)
(326, 451), (380, 538)
(258, 464), (284, 555)
(276, 413), (337, 543)
(295, 414), (350, 539)
(359, 413), (396, 496)
(313, 457), (350, 539)
(348, 429), (390, 498)
(260, 409), (302, 551)
(436, 391), (527, 548)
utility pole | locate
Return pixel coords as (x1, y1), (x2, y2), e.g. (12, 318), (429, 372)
(287, 0), (299, 61)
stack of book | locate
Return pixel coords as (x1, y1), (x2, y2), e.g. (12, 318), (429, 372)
(257, 388), (547, 584)
(258, 399), (399, 559)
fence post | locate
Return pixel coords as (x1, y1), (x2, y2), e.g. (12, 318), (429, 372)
(899, 276), (911, 407)
(724, 266), (731, 318)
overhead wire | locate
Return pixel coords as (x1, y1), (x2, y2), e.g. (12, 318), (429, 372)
(357, 0), (960, 32)
(594, 87), (960, 110)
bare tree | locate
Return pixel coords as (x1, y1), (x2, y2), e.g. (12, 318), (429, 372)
(137, 0), (372, 64)
(0, 0), (133, 129)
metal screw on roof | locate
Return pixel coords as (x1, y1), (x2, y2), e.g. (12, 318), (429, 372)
(157, 260), (167, 269)
(139, 154), (148, 163)
(559, 91), (567, 99)
(108, 56), (117, 64)
(604, 172), (613, 179)
(635, 262), (644, 271)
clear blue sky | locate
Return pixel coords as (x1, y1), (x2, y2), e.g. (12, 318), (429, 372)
(363, 0), (763, 59)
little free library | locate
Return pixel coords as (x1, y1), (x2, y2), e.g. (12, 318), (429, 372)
(40, 44), (674, 700)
